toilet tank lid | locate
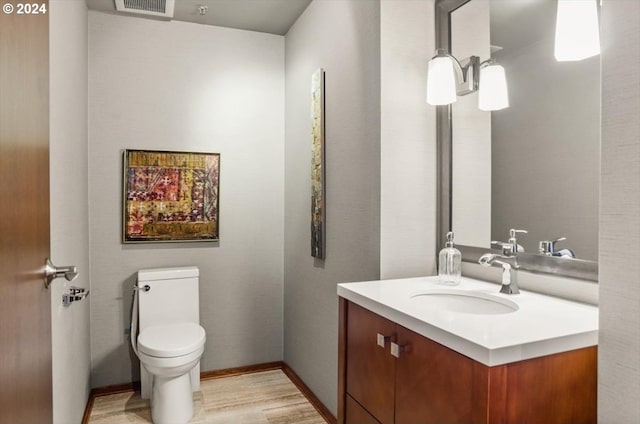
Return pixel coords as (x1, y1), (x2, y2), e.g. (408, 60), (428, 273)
(138, 266), (199, 281)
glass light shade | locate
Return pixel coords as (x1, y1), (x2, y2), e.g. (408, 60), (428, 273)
(478, 63), (509, 111)
(554, 0), (601, 61)
(426, 56), (457, 105)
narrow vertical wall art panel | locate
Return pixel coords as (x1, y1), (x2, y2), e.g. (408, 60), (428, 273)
(311, 68), (325, 258)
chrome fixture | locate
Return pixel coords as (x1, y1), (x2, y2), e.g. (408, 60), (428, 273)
(478, 253), (520, 295)
(198, 5), (208, 15)
(491, 229), (528, 256)
(539, 237), (567, 256)
(44, 257), (78, 289)
(62, 286), (89, 307)
(479, 228), (527, 294)
(134, 284), (151, 292)
(539, 237), (576, 258)
(426, 49), (508, 111)
(426, 49), (479, 105)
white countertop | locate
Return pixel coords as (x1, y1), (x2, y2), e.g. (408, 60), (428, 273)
(337, 276), (598, 366)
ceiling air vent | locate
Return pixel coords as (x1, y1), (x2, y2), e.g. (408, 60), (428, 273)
(114, 0), (175, 19)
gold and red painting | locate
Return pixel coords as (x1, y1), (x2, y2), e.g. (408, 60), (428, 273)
(123, 150), (220, 243)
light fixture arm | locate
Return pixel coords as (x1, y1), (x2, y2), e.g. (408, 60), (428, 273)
(456, 55), (479, 96)
(432, 49), (480, 97)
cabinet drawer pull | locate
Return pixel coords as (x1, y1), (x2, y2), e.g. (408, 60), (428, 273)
(377, 333), (391, 348)
(390, 342), (408, 358)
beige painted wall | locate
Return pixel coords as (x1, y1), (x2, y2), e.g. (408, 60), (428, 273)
(284, 0), (381, 415)
(88, 11), (285, 388)
(380, 0), (437, 279)
(49, 1), (91, 422)
(599, 0), (640, 421)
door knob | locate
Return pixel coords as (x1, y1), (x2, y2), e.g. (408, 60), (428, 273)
(44, 258), (78, 289)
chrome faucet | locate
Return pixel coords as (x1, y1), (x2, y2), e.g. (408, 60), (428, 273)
(481, 228), (527, 294)
(538, 236), (566, 255)
(538, 236), (575, 258)
(491, 228), (528, 256)
(478, 253), (520, 294)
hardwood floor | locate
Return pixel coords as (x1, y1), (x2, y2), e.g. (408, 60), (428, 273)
(86, 370), (328, 424)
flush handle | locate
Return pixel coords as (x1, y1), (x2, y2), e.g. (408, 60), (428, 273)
(44, 258), (78, 289)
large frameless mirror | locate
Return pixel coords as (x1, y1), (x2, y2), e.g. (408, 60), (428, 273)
(435, 0), (599, 281)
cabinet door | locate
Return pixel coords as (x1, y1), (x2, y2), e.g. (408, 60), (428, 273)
(346, 302), (396, 424)
(346, 394), (381, 424)
(504, 346), (597, 424)
(394, 325), (474, 424)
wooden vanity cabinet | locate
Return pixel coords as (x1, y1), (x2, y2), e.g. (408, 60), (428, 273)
(344, 300), (396, 423)
(338, 298), (597, 424)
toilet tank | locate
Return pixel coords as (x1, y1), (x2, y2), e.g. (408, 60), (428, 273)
(137, 266), (199, 331)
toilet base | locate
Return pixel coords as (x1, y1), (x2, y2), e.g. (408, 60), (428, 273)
(151, 372), (194, 424)
(141, 363), (200, 399)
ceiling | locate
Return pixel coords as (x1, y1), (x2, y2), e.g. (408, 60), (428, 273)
(85, 0), (312, 35)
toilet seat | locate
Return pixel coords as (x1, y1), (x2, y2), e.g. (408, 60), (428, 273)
(138, 344), (204, 373)
(138, 323), (205, 358)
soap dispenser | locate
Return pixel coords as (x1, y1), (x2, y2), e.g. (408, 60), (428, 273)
(438, 231), (461, 285)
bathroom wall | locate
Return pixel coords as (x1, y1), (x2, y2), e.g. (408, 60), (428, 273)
(50, 0), (91, 422)
(599, 0), (640, 421)
(88, 12), (285, 387)
(380, 0), (437, 279)
(284, 0), (381, 415)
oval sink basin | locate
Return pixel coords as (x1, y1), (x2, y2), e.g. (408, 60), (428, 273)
(410, 289), (519, 315)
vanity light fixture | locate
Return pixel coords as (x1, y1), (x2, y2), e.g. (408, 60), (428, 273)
(426, 54), (457, 105)
(478, 60), (509, 111)
(426, 49), (508, 112)
(554, 0), (601, 61)
(426, 49), (479, 106)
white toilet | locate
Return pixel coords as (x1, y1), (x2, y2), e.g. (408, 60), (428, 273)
(131, 266), (206, 424)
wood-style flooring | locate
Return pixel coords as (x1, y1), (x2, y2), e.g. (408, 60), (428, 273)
(86, 369), (328, 424)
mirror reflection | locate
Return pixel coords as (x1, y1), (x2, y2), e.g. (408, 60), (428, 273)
(450, 0), (600, 262)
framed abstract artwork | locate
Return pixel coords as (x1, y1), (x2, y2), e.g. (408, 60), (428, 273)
(122, 149), (220, 243)
(311, 68), (325, 259)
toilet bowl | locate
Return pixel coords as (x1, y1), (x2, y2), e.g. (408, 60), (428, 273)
(131, 267), (206, 424)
